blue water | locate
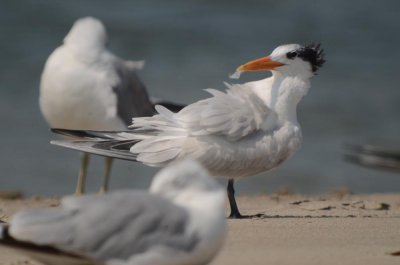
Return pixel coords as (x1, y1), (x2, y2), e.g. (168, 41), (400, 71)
(1, 0), (400, 196)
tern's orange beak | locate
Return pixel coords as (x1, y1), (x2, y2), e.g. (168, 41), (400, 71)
(237, 55), (285, 72)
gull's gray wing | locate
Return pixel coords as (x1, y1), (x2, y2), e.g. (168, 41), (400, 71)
(344, 144), (400, 172)
(113, 60), (187, 125)
(113, 61), (155, 125)
(8, 191), (198, 263)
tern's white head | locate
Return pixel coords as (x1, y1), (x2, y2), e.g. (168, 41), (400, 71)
(236, 43), (325, 79)
(150, 159), (222, 201)
(64, 17), (107, 51)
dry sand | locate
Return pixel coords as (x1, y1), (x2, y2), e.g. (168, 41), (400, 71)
(0, 193), (399, 265)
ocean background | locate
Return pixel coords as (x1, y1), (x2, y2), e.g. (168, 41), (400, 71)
(1, 0), (400, 196)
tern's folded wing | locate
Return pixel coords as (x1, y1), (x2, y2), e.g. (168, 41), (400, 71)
(132, 83), (273, 142)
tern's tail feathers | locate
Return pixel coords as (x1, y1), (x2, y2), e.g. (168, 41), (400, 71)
(131, 136), (186, 167)
(127, 105), (187, 167)
(51, 128), (134, 140)
(51, 104), (187, 166)
(51, 140), (138, 161)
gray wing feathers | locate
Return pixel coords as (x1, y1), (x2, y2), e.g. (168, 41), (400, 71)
(10, 208), (77, 246)
(10, 191), (197, 262)
(51, 140), (138, 161)
(92, 196), (197, 260)
(51, 128), (132, 140)
(113, 60), (155, 125)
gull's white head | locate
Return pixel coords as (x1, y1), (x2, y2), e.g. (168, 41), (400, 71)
(232, 43), (325, 79)
(150, 159), (222, 201)
(64, 17), (107, 50)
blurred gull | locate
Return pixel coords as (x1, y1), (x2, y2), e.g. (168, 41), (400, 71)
(51, 43), (325, 218)
(0, 159), (226, 265)
(40, 17), (182, 194)
(344, 144), (400, 172)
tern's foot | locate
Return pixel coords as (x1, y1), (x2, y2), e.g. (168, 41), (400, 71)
(228, 211), (246, 219)
(228, 212), (266, 219)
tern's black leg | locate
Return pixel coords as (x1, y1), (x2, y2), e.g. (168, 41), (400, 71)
(227, 179), (243, 219)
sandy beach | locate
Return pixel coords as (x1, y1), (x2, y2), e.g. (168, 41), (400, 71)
(0, 193), (399, 265)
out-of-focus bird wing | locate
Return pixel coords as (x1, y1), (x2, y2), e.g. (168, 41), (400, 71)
(0, 223), (95, 265)
(5, 191), (197, 264)
(112, 60), (155, 125)
(344, 144), (400, 172)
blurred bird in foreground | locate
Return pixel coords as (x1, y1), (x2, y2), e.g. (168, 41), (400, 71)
(344, 144), (400, 172)
(51, 43), (325, 218)
(0, 159), (226, 265)
(40, 17), (183, 194)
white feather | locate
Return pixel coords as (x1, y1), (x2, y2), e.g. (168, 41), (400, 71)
(229, 70), (242, 79)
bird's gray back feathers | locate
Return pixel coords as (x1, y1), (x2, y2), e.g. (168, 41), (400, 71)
(10, 191), (198, 262)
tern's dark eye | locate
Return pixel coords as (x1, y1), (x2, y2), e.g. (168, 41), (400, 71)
(286, 51), (297, 59)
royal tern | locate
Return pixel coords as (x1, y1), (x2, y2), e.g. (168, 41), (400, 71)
(51, 43), (325, 218)
(344, 144), (400, 172)
(40, 17), (183, 194)
(0, 159), (226, 265)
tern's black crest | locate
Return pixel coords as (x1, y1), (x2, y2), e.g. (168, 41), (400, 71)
(297, 43), (325, 73)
